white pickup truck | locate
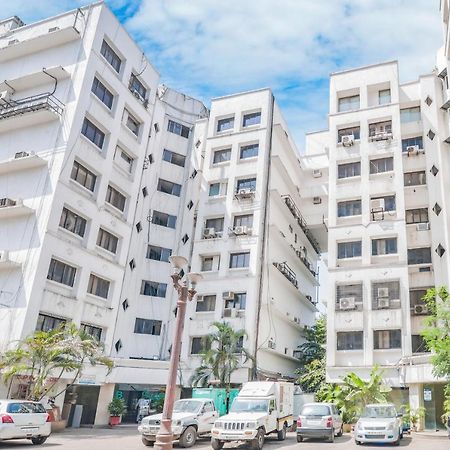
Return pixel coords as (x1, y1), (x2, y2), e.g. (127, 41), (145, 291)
(211, 381), (294, 450)
(138, 398), (218, 447)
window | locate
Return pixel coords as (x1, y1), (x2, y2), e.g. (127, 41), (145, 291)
(157, 179), (182, 197)
(196, 295), (216, 312)
(115, 146), (134, 173)
(167, 119), (190, 138)
(240, 143), (259, 159)
(209, 183), (220, 197)
(71, 161), (97, 191)
(96, 228), (119, 254)
(371, 281), (400, 310)
(404, 171), (426, 186)
(191, 336), (211, 354)
(201, 256), (214, 271)
(409, 289), (429, 311)
(337, 241), (362, 259)
(205, 217), (224, 233)
(162, 149), (185, 167)
(36, 313), (65, 332)
(100, 39), (121, 73)
(371, 195), (396, 212)
(408, 247), (432, 265)
(229, 252), (250, 268)
(236, 178), (256, 192)
(337, 331), (363, 350)
(406, 208), (429, 224)
(378, 89), (391, 105)
(338, 161), (360, 179)
(372, 238), (397, 256)
(233, 214), (253, 228)
(134, 318), (162, 335)
(242, 112), (261, 127)
(81, 323), (102, 341)
(370, 157), (394, 174)
(82, 118), (105, 149)
(59, 207), (86, 237)
(338, 126), (360, 142)
(152, 211), (177, 229)
(146, 245), (172, 262)
(412, 335), (429, 353)
(129, 73), (147, 100)
(337, 199), (361, 217)
(87, 274), (110, 299)
(105, 185), (126, 212)
(225, 292), (246, 310)
(91, 77), (113, 109)
(402, 136), (423, 152)
(338, 95), (360, 112)
(374, 330), (401, 349)
(336, 283), (363, 311)
(400, 106), (421, 123)
(141, 280), (167, 297)
(124, 110), (140, 136)
(369, 121), (392, 138)
(217, 116), (234, 132)
(47, 258), (76, 287)
(213, 148), (231, 164)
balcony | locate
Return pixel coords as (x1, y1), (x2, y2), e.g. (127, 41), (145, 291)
(289, 244), (319, 282)
(0, 198), (33, 218)
(0, 93), (64, 133)
(0, 251), (21, 270)
(273, 261), (298, 288)
(0, 152), (46, 175)
(282, 195), (321, 254)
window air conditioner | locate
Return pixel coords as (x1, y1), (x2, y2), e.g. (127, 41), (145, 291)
(342, 134), (355, 147)
(377, 297), (390, 309)
(223, 291), (235, 300)
(312, 169), (322, 178)
(406, 145), (419, 155)
(414, 304), (428, 315)
(370, 198), (385, 211)
(416, 223), (430, 231)
(339, 297), (356, 310)
(203, 227), (216, 238)
(377, 287), (389, 298)
(313, 197), (322, 204)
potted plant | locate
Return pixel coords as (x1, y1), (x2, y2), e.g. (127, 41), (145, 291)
(108, 398), (127, 426)
(402, 405), (426, 432)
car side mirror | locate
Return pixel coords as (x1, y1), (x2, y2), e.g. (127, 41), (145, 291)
(396, 413), (403, 418)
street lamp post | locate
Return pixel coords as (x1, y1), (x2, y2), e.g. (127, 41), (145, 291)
(154, 256), (202, 450)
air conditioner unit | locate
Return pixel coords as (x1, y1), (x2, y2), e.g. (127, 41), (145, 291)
(223, 291), (235, 300)
(370, 198), (385, 211)
(414, 304), (428, 315)
(14, 151), (30, 159)
(203, 227), (216, 238)
(236, 310), (245, 318)
(339, 297), (356, 310)
(312, 169), (322, 178)
(223, 308), (234, 318)
(416, 223), (430, 231)
(313, 196), (322, 204)
(0, 90), (11, 106)
(268, 339), (276, 350)
(406, 145), (420, 155)
(377, 287), (389, 298)
(0, 198), (16, 208)
(342, 134), (355, 147)
(233, 225), (250, 236)
(236, 188), (255, 199)
(377, 297), (390, 309)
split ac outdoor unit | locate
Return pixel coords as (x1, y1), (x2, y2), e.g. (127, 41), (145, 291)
(313, 197), (322, 204)
(233, 226), (249, 236)
(416, 223), (430, 231)
(14, 151), (30, 159)
(312, 169), (322, 178)
(203, 227), (216, 238)
(406, 145), (420, 155)
(377, 297), (390, 309)
(342, 134), (355, 147)
(236, 188), (255, 199)
(414, 304), (428, 315)
(339, 297), (356, 310)
(377, 287), (389, 298)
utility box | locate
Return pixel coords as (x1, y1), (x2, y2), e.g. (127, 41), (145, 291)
(192, 387), (239, 416)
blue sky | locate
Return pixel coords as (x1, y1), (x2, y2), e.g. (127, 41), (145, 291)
(1, 0), (442, 150)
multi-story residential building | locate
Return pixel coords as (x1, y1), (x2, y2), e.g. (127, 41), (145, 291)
(308, 59), (448, 430)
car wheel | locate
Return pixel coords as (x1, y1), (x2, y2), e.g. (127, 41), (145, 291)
(393, 436), (400, 446)
(211, 438), (224, 450)
(355, 440), (361, 446)
(337, 425), (343, 437)
(277, 424), (286, 441)
(179, 426), (197, 448)
(296, 434), (303, 443)
(400, 429), (404, 439)
(142, 437), (154, 446)
(251, 428), (265, 450)
(31, 437), (48, 445)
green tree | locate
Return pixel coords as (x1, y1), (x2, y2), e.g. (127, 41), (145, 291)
(0, 323), (113, 401)
(190, 322), (252, 389)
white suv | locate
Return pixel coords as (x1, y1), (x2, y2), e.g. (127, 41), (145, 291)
(0, 400), (51, 445)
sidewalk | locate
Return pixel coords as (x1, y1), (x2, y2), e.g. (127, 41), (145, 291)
(413, 430), (448, 439)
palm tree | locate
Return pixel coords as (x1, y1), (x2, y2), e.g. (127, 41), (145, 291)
(190, 322), (252, 389)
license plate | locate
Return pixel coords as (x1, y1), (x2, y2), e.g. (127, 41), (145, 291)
(307, 420), (321, 425)
(21, 427), (38, 432)
(223, 434), (242, 439)
(365, 435), (384, 439)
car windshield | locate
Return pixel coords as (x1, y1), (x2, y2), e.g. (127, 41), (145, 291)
(230, 399), (269, 413)
(173, 400), (202, 413)
(301, 405), (331, 416)
(361, 405), (396, 419)
(6, 402), (46, 414)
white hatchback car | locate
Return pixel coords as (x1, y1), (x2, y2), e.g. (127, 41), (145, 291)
(355, 403), (403, 446)
(0, 400), (51, 445)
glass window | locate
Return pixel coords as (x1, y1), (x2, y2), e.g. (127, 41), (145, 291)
(36, 313), (65, 332)
(225, 292), (247, 309)
(409, 289), (429, 309)
(152, 211), (177, 229)
(125, 110), (140, 136)
(338, 161), (360, 179)
(106, 185), (126, 212)
(338, 126), (360, 142)
(100, 40), (121, 73)
(157, 179), (182, 197)
(87, 274), (110, 299)
(337, 241), (362, 259)
(402, 136), (423, 152)
(81, 323), (102, 341)
(96, 228), (118, 254)
(371, 281), (400, 310)
(209, 183), (221, 197)
(205, 217), (224, 232)
(372, 238), (397, 255)
(374, 330), (401, 349)
(47, 258), (76, 287)
(140, 280), (167, 297)
(146, 245), (172, 262)
(233, 214), (253, 228)
(167, 119), (190, 138)
(213, 148), (231, 164)
(337, 199), (361, 217)
(236, 178), (256, 192)
(59, 207), (86, 237)
(71, 161), (96, 191)
(240, 143), (259, 159)
(91, 77), (113, 109)
(406, 208), (429, 224)
(400, 106), (421, 123)
(229, 252), (250, 268)
(412, 335), (429, 353)
(191, 336), (211, 354)
(378, 89), (391, 105)
(369, 121), (392, 138)
(217, 117), (234, 132)
(408, 247), (432, 265)
(370, 157), (394, 174)
(129, 73), (147, 100)
(371, 195), (396, 212)
(242, 112), (261, 127)
(116, 146), (134, 173)
(196, 294), (216, 312)
(338, 95), (360, 112)
(82, 118), (105, 149)
(336, 283), (363, 311)
(404, 171), (426, 186)
(337, 331), (363, 350)
(201, 256), (214, 272)
(162, 149), (185, 167)
(134, 318), (162, 335)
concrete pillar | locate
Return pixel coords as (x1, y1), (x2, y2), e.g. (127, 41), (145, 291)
(94, 383), (115, 426)
(408, 383), (424, 431)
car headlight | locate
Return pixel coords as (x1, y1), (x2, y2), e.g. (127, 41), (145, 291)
(356, 422), (363, 431)
(214, 422), (223, 429)
(386, 422), (394, 431)
(246, 422), (257, 429)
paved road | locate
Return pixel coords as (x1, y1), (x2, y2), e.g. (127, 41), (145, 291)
(0, 429), (447, 449)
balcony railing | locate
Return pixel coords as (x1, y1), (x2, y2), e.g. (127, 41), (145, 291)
(289, 244), (318, 279)
(0, 93), (64, 121)
(282, 195), (321, 254)
(273, 261), (298, 288)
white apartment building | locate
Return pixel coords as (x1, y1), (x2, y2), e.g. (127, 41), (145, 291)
(307, 59), (449, 430)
